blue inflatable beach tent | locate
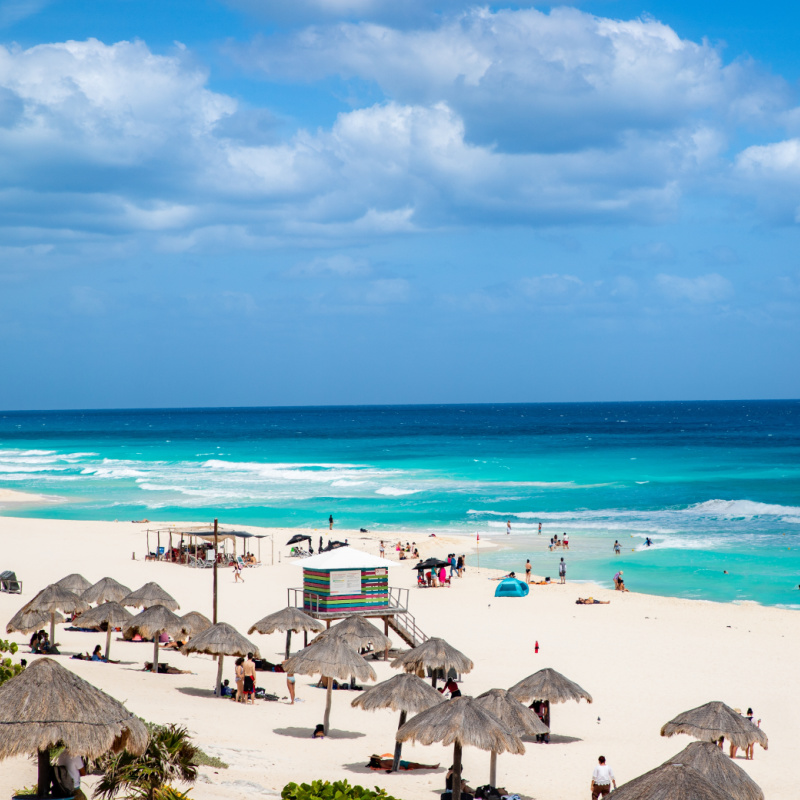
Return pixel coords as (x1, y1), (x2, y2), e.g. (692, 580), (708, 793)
(494, 578), (529, 598)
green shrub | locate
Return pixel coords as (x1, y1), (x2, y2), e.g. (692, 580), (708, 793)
(282, 780), (401, 800)
(0, 639), (23, 687)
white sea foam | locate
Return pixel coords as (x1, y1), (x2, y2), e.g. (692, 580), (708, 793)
(685, 499), (800, 518)
(375, 487), (422, 496)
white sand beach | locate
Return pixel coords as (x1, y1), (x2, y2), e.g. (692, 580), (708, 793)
(0, 516), (796, 799)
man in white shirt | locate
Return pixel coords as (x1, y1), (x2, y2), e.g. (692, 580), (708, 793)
(591, 755), (616, 798)
(56, 751), (86, 799)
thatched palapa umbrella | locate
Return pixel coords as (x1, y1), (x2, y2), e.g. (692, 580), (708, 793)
(7, 608), (64, 636)
(352, 672), (445, 772)
(508, 667), (592, 732)
(124, 604), (186, 674)
(181, 611), (212, 637)
(661, 701), (768, 751)
(21, 584), (90, 644)
(81, 577), (132, 606)
(181, 622), (260, 695)
(610, 762), (733, 800)
(0, 657), (148, 799)
(284, 637), (377, 734)
(55, 573), (93, 595)
(248, 607), (324, 658)
(121, 582), (180, 611)
(391, 637), (473, 687)
(663, 741), (763, 800)
(475, 688), (549, 787)
(75, 602), (133, 661)
(397, 696), (524, 800)
(321, 615), (392, 652)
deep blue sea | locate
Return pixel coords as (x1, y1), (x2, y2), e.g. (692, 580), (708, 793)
(1, 402), (799, 608)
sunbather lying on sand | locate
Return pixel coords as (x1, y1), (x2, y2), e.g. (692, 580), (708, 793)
(367, 754), (440, 771)
(576, 597), (610, 605)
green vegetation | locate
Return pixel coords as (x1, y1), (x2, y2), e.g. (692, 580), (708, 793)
(282, 780), (402, 800)
(0, 639), (24, 687)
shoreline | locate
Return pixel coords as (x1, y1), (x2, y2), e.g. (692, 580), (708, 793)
(0, 487), (53, 505)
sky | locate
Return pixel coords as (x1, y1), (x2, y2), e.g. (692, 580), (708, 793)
(0, 0), (799, 409)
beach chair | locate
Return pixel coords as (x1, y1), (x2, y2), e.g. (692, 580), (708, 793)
(0, 570), (22, 594)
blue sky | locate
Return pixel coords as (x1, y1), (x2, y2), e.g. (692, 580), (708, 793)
(0, 0), (799, 409)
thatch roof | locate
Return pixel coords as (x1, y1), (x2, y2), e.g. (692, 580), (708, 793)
(76, 602), (133, 631)
(181, 623), (260, 658)
(81, 577), (132, 606)
(123, 604), (186, 640)
(318, 616), (392, 651)
(352, 673), (446, 714)
(474, 689), (549, 736)
(248, 607), (324, 636)
(181, 611), (212, 637)
(396, 696), (525, 755)
(508, 668), (593, 705)
(0, 658), (148, 759)
(25, 584), (90, 616)
(391, 637), (474, 676)
(55, 574), (93, 595)
(661, 702), (768, 751)
(663, 742), (764, 800)
(610, 762), (733, 800)
(284, 637), (377, 682)
(121, 582), (180, 611)
(6, 608), (64, 635)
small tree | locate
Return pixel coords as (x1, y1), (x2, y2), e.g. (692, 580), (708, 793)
(0, 639), (23, 687)
(94, 724), (198, 800)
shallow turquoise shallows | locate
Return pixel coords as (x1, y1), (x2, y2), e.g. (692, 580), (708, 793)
(1, 401), (798, 608)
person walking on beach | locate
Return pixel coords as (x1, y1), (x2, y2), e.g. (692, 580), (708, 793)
(234, 657), (245, 702)
(525, 559), (532, 583)
(613, 540), (621, 555)
(329, 514), (334, 530)
(590, 755), (616, 798)
(507, 520), (512, 535)
(243, 652), (257, 705)
(233, 560), (244, 583)
(379, 540), (385, 558)
(538, 522), (542, 535)
(55, 750), (87, 800)
(558, 557), (566, 584)
(284, 664), (296, 704)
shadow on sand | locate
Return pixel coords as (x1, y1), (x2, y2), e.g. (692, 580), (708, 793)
(177, 686), (222, 699)
(522, 733), (582, 745)
(274, 727), (365, 740)
(342, 761), (443, 777)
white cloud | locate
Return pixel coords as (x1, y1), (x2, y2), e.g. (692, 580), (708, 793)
(655, 273), (733, 304)
(287, 254), (371, 278)
(520, 273), (585, 300)
(364, 277), (409, 303)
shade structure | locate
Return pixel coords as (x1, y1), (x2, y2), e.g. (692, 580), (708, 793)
(81, 577), (132, 606)
(121, 582), (180, 611)
(474, 688), (550, 786)
(397, 695), (524, 800)
(181, 622), (261, 696)
(7, 608), (64, 635)
(55, 573), (92, 595)
(610, 762), (734, 800)
(663, 742), (764, 800)
(0, 657), (148, 798)
(248, 606), (325, 659)
(413, 558), (449, 570)
(391, 636), (474, 687)
(319, 615), (392, 652)
(124, 604), (187, 674)
(284, 636), (377, 734)
(352, 672), (445, 772)
(508, 667), (592, 733)
(286, 534), (312, 546)
(75, 602), (133, 661)
(661, 702), (768, 751)
(22, 583), (90, 644)
(181, 611), (212, 637)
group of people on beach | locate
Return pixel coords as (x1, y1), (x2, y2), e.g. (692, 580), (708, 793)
(29, 629), (58, 655)
(548, 534), (568, 550)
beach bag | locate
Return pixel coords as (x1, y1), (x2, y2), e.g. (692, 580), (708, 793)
(53, 764), (76, 797)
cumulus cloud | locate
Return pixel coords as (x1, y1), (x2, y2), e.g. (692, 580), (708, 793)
(287, 254), (371, 278)
(655, 273), (733, 304)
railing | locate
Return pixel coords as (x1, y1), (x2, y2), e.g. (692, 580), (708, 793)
(388, 610), (428, 647)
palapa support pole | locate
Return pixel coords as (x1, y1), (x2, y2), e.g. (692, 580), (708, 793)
(391, 709), (407, 772)
(213, 518), (219, 624)
(452, 741), (463, 800)
(489, 750), (497, 788)
(105, 624), (113, 661)
(147, 529), (150, 555)
(215, 654), (225, 696)
(157, 530), (161, 558)
(49, 610), (56, 647)
(285, 630), (292, 660)
(323, 676), (333, 734)
(152, 633), (160, 673)
(37, 749), (52, 799)
(304, 630), (308, 646)
(384, 618), (389, 661)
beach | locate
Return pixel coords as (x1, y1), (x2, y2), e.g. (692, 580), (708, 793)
(0, 516), (795, 799)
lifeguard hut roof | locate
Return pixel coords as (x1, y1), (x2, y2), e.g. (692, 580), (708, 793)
(294, 547), (396, 570)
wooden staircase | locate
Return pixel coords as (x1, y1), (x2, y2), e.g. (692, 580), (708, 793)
(388, 611), (428, 647)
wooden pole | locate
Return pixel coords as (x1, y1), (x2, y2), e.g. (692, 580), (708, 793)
(215, 654), (224, 696)
(452, 742), (463, 800)
(152, 634), (160, 673)
(285, 630), (292, 660)
(384, 617), (389, 661)
(49, 610), (56, 647)
(147, 530), (150, 556)
(323, 676), (333, 734)
(157, 530), (161, 558)
(105, 625), (113, 661)
(37, 749), (51, 799)
(489, 750), (497, 788)
(391, 709), (407, 772)
(213, 518), (219, 624)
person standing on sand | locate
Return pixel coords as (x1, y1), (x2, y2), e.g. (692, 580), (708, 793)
(233, 561), (244, 583)
(379, 540), (385, 557)
(284, 664), (296, 705)
(234, 657), (245, 702)
(525, 559), (532, 583)
(243, 653), (256, 704)
(591, 756), (616, 798)
(329, 514), (334, 530)
(558, 557), (566, 584)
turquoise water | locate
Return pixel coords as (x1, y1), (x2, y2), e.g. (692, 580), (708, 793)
(0, 402), (798, 607)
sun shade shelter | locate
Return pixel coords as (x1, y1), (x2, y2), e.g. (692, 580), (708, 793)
(508, 667), (592, 733)
(284, 635), (377, 734)
(76, 602), (133, 661)
(124, 604), (187, 673)
(610, 762), (734, 800)
(121, 582), (180, 611)
(0, 657), (148, 799)
(54, 573), (93, 595)
(661, 701), (768, 751)
(81, 577), (132, 606)
(317, 615), (392, 653)
(397, 695), (525, 800)
(663, 741), (763, 800)
(474, 688), (549, 786)
(181, 611), (213, 637)
(391, 636), (474, 687)
(21, 584), (90, 644)
(494, 578), (529, 598)
(248, 606), (325, 659)
(181, 622), (260, 696)
(352, 672), (445, 772)
(7, 608), (64, 635)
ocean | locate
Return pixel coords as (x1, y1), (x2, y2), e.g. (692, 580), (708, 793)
(1, 401), (798, 608)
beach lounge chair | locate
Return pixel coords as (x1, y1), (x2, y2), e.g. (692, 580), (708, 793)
(0, 570), (22, 594)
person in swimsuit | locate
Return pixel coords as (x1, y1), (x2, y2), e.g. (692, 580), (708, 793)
(285, 664), (296, 704)
(233, 561), (244, 583)
(525, 559), (532, 583)
(234, 657), (245, 702)
(243, 653), (256, 704)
